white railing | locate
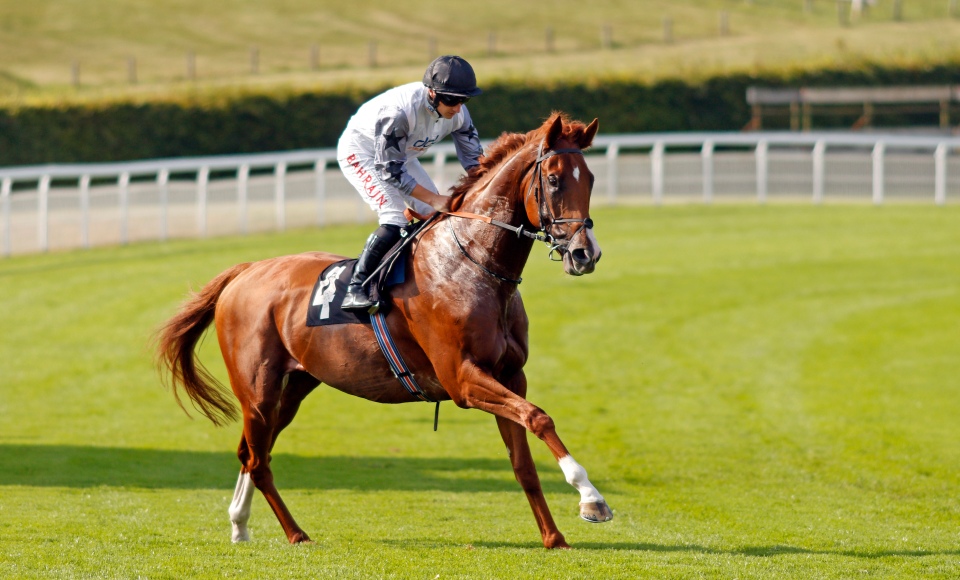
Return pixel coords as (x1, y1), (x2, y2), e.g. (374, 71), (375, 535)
(1, 131), (958, 257)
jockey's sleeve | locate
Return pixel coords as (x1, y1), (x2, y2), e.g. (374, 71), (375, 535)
(452, 106), (482, 171)
(373, 106), (418, 195)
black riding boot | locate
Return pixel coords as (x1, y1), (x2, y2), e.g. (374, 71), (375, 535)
(341, 224), (402, 312)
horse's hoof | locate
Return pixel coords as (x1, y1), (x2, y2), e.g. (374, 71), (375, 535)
(231, 525), (251, 543)
(544, 533), (570, 549)
(288, 531), (312, 544)
(579, 500), (614, 523)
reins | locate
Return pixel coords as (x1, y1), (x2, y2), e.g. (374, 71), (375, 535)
(447, 219), (523, 285)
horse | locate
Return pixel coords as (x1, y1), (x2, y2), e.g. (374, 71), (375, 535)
(155, 112), (612, 549)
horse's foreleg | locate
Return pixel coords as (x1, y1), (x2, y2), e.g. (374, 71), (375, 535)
(457, 362), (613, 528)
(557, 456), (613, 523)
(495, 415), (569, 549)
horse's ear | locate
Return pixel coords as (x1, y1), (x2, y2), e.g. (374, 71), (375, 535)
(580, 118), (599, 149)
(546, 114), (564, 149)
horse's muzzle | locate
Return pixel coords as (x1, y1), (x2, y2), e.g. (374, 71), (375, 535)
(562, 229), (602, 276)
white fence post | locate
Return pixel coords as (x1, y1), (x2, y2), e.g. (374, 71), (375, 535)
(935, 143), (947, 206)
(119, 172), (130, 245)
(652, 141), (665, 205)
(314, 158), (327, 226)
(79, 175), (91, 249)
(812, 140), (826, 205)
(701, 140), (714, 204)
(1, 178), (10, 257)
(197, 166), (209, 238)
(38, 175), (50, 253)
(238, 164), (250, 235)
(275, 162), (287, 231)
(755, 140), (768, 204)
(606, 143), (619, 203)
(872, 142), (885, 205)
(157, 169), (169, 241)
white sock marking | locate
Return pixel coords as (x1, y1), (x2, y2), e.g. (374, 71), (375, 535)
(558, 455), (604, 504)
(228, 471), (255, 542)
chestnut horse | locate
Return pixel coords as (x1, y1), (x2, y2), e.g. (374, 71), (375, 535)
(156, 112), (612, 549)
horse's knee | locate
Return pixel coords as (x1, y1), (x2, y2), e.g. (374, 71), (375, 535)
(526, 408), (555, 440)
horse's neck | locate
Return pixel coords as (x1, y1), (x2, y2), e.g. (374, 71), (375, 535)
(428, 150), (536, 287)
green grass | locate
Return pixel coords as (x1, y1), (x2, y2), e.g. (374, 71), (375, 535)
(3, 0), (960, 105)
(1, 204), (960, 578)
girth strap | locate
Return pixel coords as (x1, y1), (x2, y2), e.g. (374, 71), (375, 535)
(371, 311), (433, 403)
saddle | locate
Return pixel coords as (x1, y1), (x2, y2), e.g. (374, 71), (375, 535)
(306, 217), (432, 327)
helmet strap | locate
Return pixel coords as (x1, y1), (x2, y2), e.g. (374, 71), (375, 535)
(427, 90), (444, 117)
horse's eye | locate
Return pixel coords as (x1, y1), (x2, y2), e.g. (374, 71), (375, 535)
(547, 175), (559, 187)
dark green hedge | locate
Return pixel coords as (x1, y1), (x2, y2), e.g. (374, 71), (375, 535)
(2, 63), (958, 166)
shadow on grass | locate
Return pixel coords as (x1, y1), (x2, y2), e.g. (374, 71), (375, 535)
(465, 541), (960, 559)
(0, 444), (568, 493)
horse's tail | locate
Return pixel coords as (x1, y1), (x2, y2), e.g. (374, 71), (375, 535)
(154, 262), (254, 426)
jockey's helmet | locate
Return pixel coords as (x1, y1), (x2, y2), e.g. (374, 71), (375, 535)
(423, 55), (482, 98)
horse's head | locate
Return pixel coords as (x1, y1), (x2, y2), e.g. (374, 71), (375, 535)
(522, 114), (602, 276)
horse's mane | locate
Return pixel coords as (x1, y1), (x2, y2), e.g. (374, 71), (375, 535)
(448, 112), (591, 210)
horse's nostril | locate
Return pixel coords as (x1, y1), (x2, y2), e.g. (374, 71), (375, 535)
(572, 248), (591, 264)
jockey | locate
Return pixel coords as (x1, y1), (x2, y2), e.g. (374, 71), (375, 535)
(337, 55), (484, 312)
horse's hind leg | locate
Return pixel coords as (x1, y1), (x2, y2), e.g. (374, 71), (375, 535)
(269, 371), (320, 451)
(225, 348), (315, 544)
(229, 371), (318, 543)
(229, 469), (256, 542)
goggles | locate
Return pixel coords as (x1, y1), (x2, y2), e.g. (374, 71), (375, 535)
(436, 93), (470, 107)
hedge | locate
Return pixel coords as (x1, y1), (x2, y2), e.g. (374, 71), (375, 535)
(1, 63), (958, 166)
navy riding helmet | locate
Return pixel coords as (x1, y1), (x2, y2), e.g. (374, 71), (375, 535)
(423, 55), (482, 99)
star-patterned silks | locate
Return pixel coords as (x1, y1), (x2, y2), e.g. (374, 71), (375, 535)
(385, 161), (404, 182)
(383, 129), (403, 153)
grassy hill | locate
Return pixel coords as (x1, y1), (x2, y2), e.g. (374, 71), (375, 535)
(3, 0), (960, 105)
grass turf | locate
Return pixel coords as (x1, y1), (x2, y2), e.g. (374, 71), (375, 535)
(1, 204), (959, 578)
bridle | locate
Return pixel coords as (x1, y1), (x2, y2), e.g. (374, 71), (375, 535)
(442, 139), (596, 283)
(526, 140), (595, 261)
